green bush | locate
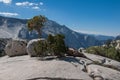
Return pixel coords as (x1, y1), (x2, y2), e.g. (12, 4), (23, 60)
(86, 46), (120, 61)
(34, 40), (48, 57)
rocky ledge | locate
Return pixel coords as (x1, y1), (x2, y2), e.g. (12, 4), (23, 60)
(0, 55), (120, 80)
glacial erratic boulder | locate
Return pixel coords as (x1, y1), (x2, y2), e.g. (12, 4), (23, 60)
(26, 38), (46, 57)
(5, 39), (27, 57)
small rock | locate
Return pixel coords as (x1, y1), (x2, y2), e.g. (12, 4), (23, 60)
(78, 47), (85, 53)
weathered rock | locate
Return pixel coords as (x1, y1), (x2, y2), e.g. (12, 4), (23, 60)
(0, 55), (93, 80)
(83, 53), (120, 70)
(67, 48), (86, 58)
(76, 57), (93, 65)
(87, 64), (120, 80)
(115, 40), (120, 50)
(26, 38), (46, 57)
(83, 53), (108, 63)
(78, 47), (85, 53)
(5, 39), (27, 57)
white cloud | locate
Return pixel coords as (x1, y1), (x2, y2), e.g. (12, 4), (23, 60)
(16, 1), (39, 6)
(32, 6), (40, 10)
(15, 1), (44, 10)
(0, 0), (12, 4)
(0, 12), (18, 17)
(16, 1), (32, 6)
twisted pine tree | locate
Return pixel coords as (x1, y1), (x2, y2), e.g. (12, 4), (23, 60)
(27, 15), (46, 38)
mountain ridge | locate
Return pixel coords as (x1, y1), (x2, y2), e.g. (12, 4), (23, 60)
(0, 16), (114, 48)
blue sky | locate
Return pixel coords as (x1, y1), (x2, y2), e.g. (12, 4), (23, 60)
(0, 0), (120, 36)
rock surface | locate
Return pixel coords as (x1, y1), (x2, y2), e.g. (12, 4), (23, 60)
(26, 38), (46, 57)
(83, 53), (120, 70)
(0, 53), (120, 80)
(87, 64), (120, 80)
(115, 40), (120, 50)
(5, 39), (27, 57)
(0, 56), (92, 80)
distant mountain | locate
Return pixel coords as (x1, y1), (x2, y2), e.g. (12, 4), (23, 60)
(0, 16), (114, 49)
(94, 35), (114, 41)
(18, 19), (103, 48)
(115, 35), (120, 40)
(0, 16), (27, 38)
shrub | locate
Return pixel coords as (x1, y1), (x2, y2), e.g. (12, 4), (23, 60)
(86, 46), (120, 61)
(34, 40), (48, 57)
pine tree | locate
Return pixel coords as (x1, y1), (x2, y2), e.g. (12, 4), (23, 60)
(47, 34), (55, 55)
(27, 15), (46, 38)
(53, 34), (66, 57)
(47, 34), (67, 57)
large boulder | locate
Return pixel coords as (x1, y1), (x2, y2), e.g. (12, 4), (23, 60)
(26, 38), (46, 57)
(5, 39), (27, 57)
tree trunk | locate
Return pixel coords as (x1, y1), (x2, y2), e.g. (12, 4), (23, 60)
(37, 29), (41, 38)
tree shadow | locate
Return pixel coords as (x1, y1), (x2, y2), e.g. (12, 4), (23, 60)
(58, 56), (85, 67)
